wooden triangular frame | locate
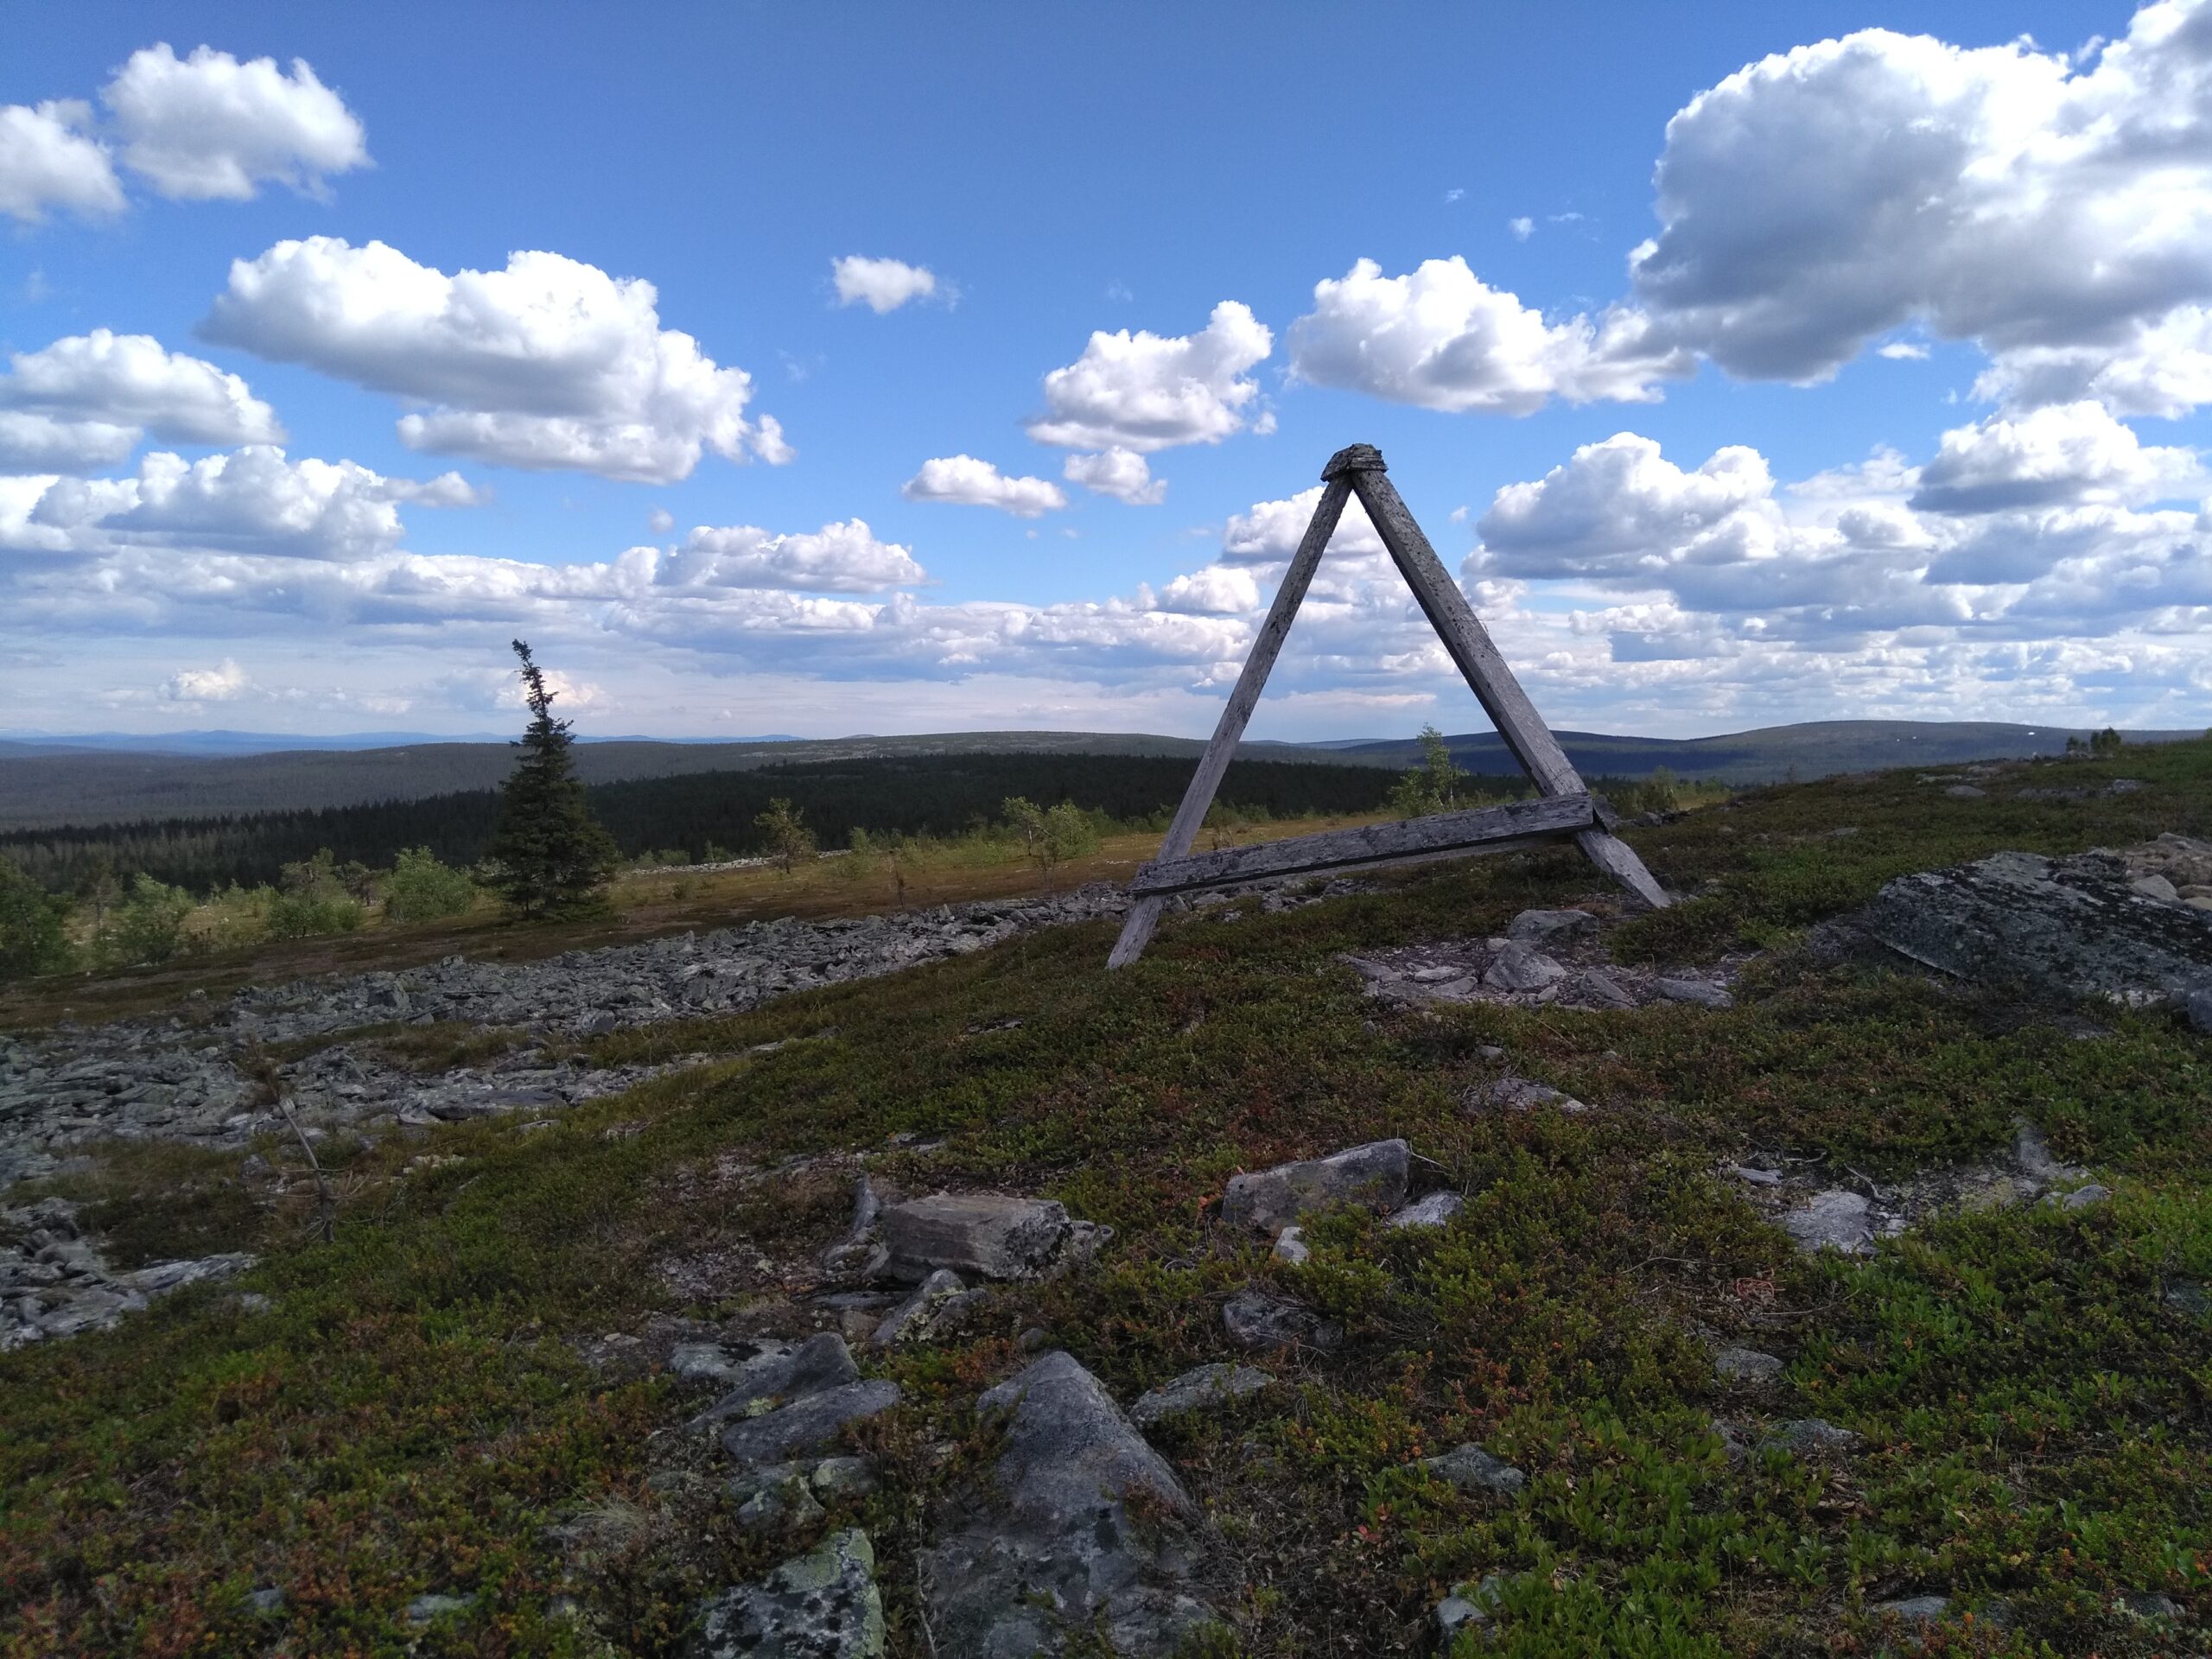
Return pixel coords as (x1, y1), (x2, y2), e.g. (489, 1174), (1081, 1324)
(1108, 442), (1670, 968)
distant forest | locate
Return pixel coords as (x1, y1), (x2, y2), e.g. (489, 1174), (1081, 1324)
(0, 752), (1411, 894)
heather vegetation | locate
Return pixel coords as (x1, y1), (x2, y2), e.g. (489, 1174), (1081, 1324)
(0, 738), (2205, 1655)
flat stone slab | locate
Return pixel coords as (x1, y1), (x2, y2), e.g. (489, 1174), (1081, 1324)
(1386, 1191), (1465, 1230)
(925, 1351), (1215, 1656)
(1221, 1140), (1410, 1232)
(1130, 1363), (1274, 1428)
(880, 1193), (1076, 1281)
(693, 1333), (861, 1427)
(692, 1528), (885, 1657)
(1858, 849), (2212, 1008)
(720, 1379), (902, 1468)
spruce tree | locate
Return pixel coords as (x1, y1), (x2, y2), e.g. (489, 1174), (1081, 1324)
(487, 640), (620, 918)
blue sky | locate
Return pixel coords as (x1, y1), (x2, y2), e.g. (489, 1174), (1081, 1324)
(3, 1), (2208, 741)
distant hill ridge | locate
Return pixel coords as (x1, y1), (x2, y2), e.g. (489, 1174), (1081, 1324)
(0, 719), (2200, 831)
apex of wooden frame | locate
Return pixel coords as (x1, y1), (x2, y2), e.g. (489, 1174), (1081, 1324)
(1105, 443), (1670, 968)
(1320, 442), (1388, 480)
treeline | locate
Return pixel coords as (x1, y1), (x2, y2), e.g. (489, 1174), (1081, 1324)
(0, 753), (1408, 895)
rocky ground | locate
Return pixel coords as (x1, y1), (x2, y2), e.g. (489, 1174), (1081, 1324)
(4, 780), (2211, 1656)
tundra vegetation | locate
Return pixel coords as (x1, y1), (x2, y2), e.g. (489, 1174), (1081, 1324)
(0, 739), (2205, 1656)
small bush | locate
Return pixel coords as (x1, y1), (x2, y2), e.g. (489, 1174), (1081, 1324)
(0, 858), (74, 981)
(107, 874), (195, 966)
(264, 850), (365, 939)
(382, 847), (479, 923)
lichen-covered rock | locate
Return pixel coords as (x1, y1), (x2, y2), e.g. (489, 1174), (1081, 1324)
(693, 1333), (861, 1427)
(1507, 909), (1598, 944)
(1221, 1141), (1409, 1232)
(1223, 1290), (1343, 1352)
(692, 1528), (885, 1657)
(880, 1193), (1087, 1281)
(1481, 940), (1568, 993)
(1129, 1363), (1274, 1428)
(1761, 1417), (1862, 1458)
(720, 1380), (902, 1468)
(1714, 1346), (1784, 1385)
(1421, 1443), (1525, 1495)
(1857, 849), (2212, 1009)
(868, 1269), (980, 1347)
(923, 1352), (1216, 1656)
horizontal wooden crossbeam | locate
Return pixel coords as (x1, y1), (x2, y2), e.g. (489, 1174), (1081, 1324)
(1128, 792), (1600, 899)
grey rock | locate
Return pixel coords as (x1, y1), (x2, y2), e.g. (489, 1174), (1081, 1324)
(809, 1456), (879, 1498)
(116, 1252), (255, 1294)
(1943, 785), (1986, 799)
(1465, 1076), (1588, 1115)
(2131, 874), (2182, 903)
(1654, 976), (1734, 1009)
(406, 1592), (469, 1624)
(1482, 939), (1568, 994)
(245, 1586), (284, 1615)
(1220, 1139), (1410, 1232)
(695, 1333), (861, 1425)
(1575, 968), (1638, 1009)
(2165, 1279), (2209, 1316)
(2117, 1590), (2180, 1620)
(1762, 1417), (1862, 1457)
(1859, 850), (2212, 1011)
(869, 1269), (969, 1347)
(1270, 1227), (1310, 1266)
(721, 1380), (902, 1467)
(1422, 1443), (1525, 1495)
(2190, 988), (2212, 1032)
(1386, 1191), (1465, 1230)
(1714, 1346), (1784, 1385)
(1506, 908), (1598, 945)
(1783, 1189), (1874, 1255)
(2011, 1119), (2085, 1184)
(1129, 1363), (1274, 1428)
(1728, 1163), (1783, 1186)
(924, 1351), (1213, 1656)
(671, 1341), (747, 1383)
(1874, 1594), (1950, 1623)
(2050, 1182), (2113, 1211)
(735, 1471), (827, 1534)
(1223, 1290), (1342, 1352)
(693, 1528), (885, 1658)
(1434, 1574), (1504, 1643)
(880, 1192), (1074, 1281)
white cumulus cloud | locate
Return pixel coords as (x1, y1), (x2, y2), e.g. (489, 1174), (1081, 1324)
(0, 100), (124, 223)
(101, 44), (368, 201)
(1062, 447), (1165, 505)
(1910, 401), (2202, 515)
(202, 238), (786, 484)
(161, 658), (249, 702)
(0, 413), (139, 474)
(831, 256), (942, 313)
(1288, 257), (1693, 414)
(659, 519), (925, 591)
(1, 329), (283, 446)
(6, 446), (478, 562)
(902, 454), (1067, 517)
(1026, 301), (1272, 451)
(1630, 1), (2212, 398)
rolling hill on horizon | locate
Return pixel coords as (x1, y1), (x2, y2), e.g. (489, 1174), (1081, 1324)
(0, 719), (2201, 832)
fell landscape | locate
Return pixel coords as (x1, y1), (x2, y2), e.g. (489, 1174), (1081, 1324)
(7, 3), (2212, 1656)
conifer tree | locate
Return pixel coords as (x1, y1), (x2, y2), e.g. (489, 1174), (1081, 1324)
(487, 640), (620, 918)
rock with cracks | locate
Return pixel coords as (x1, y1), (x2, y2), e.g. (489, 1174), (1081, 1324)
(1129, 1363), (1274, 1428)
(1223, 1290), (1343, 1351)
(1857, 849), (2212, 1010)
(691, 1527), (885, 1657)
(1220, 1140), (1410, 1232)
(924, 1351), (1217, 1656)
(880, 1193), (1100, 1282)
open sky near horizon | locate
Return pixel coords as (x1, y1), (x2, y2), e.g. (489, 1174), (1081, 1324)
(3, 1), (2209, 742)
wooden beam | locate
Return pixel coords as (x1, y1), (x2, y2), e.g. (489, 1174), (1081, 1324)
(1107, 478), (1354, 968)
(1336, 450), (1671, 912)
(1130, 792), (1597, 897)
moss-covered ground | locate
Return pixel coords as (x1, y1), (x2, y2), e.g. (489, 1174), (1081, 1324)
(3, 744), (2209, 1656)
